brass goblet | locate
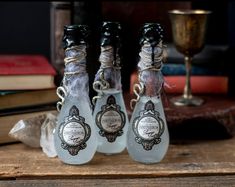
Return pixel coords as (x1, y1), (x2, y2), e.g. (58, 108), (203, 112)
(168, 10), (211, 106)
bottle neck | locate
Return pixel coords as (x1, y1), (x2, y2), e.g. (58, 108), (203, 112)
(138, 42), (164, 97)
(64, 45), (87, 76)
(99, 45), (121, 69)
(62, 45), (89, 98)
(95, 45), (122, 90)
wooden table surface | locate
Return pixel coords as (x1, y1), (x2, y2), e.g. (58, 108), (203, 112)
(1, 137), (235, 187)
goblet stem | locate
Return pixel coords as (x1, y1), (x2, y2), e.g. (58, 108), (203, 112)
(183, 56), (192, 99)
(170, 55), (204, 106)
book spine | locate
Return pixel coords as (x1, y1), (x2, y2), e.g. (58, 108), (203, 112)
(50, 2), (71, 74)
(162, 63), (224, 76)
(130, 71), (228, 94)
(164, 76), (228, 94)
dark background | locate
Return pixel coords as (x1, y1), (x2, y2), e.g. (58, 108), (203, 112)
(0, 1), (234, 93)
(0, 2), (50, 58)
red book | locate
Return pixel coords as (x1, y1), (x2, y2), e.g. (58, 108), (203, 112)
(0, 55), (56, 90)
(164, 76), (228, 94)
(130, 71), (228, 94)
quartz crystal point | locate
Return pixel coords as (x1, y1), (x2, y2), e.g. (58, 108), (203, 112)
(9, 114), (46, 148)
(9, 112), (58, 158)
(40, 113), (57, 157)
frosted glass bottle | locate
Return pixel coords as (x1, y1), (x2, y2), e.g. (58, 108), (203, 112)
(93, 22), (129, 154)
(54, 25), (97, 165)
(127, 23), (169, 164)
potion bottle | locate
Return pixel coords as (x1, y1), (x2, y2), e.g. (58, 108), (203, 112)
(127, 23), (169, 164)
(54, 25), (97, 165)
(92, 22), (129, 154)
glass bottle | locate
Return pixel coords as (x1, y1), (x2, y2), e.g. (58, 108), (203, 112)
(54, 25), (97, 165)
(92, 22), (129, 154)
(127, 23), (169, 164)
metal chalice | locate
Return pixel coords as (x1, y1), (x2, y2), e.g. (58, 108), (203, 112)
(168, 9), (211, 106)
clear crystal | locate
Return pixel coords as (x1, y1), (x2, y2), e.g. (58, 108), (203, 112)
(9, 112), (58, 158)
(40, 113), (57, 157)
(9, 114), (46, 148)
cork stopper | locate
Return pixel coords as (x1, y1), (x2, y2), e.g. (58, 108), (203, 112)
(62, 24), (89, 49)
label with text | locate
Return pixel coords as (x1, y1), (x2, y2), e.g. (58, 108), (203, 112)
(133, 100), (164, 151)
(59, 105), (91, 156)
(96, 95), (126, 142)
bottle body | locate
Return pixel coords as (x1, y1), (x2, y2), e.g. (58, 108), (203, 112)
(127, 23), (169, 164)
(93, 22), (129, 154)
(93, 89), (128, 154)
(127, 95), (169, 164)
(54, 25), (97, 165)
(55, 95), (97, 165)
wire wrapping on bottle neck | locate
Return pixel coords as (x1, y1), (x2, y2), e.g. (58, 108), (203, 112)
(92, 46), (120, 105)
(130, 42), (166, 110)
(64, 46), (87, 75)
(56, 45), (87, 111)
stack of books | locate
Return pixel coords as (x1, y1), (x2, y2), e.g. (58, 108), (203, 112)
(130, 44), (229, 95)
(163, 44), (229, 94)
(0, 55), (58, 144)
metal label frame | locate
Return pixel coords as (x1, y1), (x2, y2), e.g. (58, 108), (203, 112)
(133, 100), (164, 151)
(59, 105), (91, 156)
(96, 95), (126, 142)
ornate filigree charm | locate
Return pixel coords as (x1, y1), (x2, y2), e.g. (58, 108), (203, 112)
(96, 95), (126, 142)
(133, 100), (164, 151)
(59, 105), (91, 156)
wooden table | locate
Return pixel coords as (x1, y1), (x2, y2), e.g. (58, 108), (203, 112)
(1, 137), (235, 187)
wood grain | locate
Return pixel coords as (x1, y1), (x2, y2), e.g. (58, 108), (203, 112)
(1, 176), (235, 187)
(1, 137), (235, 180)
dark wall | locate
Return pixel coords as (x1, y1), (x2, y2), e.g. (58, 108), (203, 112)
(0, 1), (232, 59)
(192, 0), (229, 45)
(228, 1), (235, 48)
(0, 2), (50, 59)
(0, 1), (233, 93)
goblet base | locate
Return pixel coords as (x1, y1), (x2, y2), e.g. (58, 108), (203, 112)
(171, 95), (204, 106)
